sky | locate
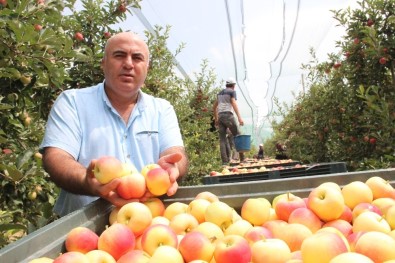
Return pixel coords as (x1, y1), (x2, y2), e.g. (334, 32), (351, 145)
(69, 0), (360, 142)
(112, 0), (360, 142)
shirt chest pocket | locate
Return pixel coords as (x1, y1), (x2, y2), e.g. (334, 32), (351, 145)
(136, 130), (159, 139)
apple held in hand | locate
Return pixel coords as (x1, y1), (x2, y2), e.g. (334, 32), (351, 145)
(116, 172), (146, 199)
(146, 167), (171, 196)
(93, 156), (124, 184)
(140, 163), (161, 178)
(214, 235), (251, 263)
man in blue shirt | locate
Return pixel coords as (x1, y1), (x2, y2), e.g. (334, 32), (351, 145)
(40, 32), (189, 216)
(213, 78), (245, 165)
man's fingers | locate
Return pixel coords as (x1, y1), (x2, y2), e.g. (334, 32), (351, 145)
(159, 152), (182, 164)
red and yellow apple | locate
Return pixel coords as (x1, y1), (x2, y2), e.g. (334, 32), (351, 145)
(97, 223), (135, 261)
(329, 252), (374, 263)
(178, 231), (215, 262)
(85, 250), (116, 263)
(116, 172), (146, 199)
(163, 201), (188, 220)
(108, 206), (120, 225)
(53, 251), (89, 263)
(275, 223), (313, 252)
(288, 207), (323, 233)
(93, 156), (124, 184)
(140, 224), (178, 256)
(148, 245), (184, 263)
(194, 191), (219, 203)
(307, 184), (345, 222)
(205, 201), (234, 231)
(243, 226), (273, 245)
(140, 163), (161, 178)
(224, 219), (253, 237)
(355, 231), (395, 262)
(384, 204), (395, 230)
(187, 198), (211, 223)
(351, 202), (382, 221)
(352, 210), (391, 234)
(251, 238), (292, 263)
(365, 176), (395, 199)
(142, 197), (165, 218)
(213, 235), (251, 263)
(341, 181), (373, 210)
(116, 250), (150, 263)
(117, 202), (152, 237)
(145, 167), (171, 196)
(322, 219), (352, 237)
(169, 212), (199, 235)
(240, 197), (271, 226)
(274, 193), (306, 222)
(64, 226), (99, 254)
(301, 230), (349, 263)
(193, 221), (225, 242)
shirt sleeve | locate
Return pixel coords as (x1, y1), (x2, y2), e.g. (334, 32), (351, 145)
(39, 91), (81, 159)
(158, 100), (184, 153)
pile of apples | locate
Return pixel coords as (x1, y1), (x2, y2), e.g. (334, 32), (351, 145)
(29, 168), (395, 262)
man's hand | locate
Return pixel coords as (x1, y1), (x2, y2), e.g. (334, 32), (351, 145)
(157, 152), (183, 196)
(87, 160), (140, 207)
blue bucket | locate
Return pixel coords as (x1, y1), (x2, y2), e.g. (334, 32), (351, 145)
(234, 135), (251, 152)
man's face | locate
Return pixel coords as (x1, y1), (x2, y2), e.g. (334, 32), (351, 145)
(101, 32), (149, 97)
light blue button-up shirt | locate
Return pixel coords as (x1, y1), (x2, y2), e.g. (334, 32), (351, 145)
(40, 82), (184, 216)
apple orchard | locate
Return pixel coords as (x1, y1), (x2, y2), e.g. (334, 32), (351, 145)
(29, 156), (395, 263)
(0, 0), (394, 256)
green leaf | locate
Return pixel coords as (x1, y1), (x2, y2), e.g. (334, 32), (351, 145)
(0, 223), (27, 232)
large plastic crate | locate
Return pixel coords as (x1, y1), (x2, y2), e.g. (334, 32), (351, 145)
(0, 168), (394, 263)
(203, 162), (347, 185)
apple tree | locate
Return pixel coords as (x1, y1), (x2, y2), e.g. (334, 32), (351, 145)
(0, 0), (141, 247)
(265, 0), (395, 170)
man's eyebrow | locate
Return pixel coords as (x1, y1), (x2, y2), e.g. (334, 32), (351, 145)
(111, 50), (146, 58)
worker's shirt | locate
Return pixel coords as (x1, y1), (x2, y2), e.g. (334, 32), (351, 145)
(217, 88), (237, 113)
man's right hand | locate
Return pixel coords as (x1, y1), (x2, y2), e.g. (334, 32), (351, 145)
(87, 160), (141, 207)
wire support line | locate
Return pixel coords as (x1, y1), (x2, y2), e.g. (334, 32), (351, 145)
(130, 7), (194, 84)
(265, 0), (301, 117)
(224, 0), (256, 132)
